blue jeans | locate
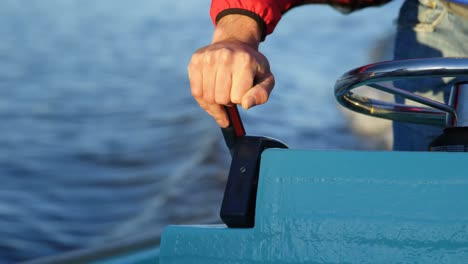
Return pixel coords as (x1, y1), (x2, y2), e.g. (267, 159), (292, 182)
(393, 0), (468, 151)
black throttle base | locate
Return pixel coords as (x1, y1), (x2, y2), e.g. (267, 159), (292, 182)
(220, 136), (287, 228)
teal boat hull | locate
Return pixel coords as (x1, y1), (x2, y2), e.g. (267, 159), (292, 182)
(160, 149), (468, 263)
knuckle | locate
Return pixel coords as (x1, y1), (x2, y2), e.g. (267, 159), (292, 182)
(205, 109), (216, 117)
(217, 48), (233, 63)
(203, 53), (214, 65)
(187, 60), (196, 72)
(238, 52), (254, 66)
(196, 100), (209, 110)
(255, 88), (269, 104)
(189, 53), (201, 66)
(191, 86), (202, 98)
(215, 95), (231, 105)
(188, 58), (201, 75)
(231, 95), (241, 104)
(203, 91), (215, 103)
(206, 107), (221, 119)
(187, 66), (197, 82)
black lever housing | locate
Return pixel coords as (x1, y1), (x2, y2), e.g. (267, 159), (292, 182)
(220, 106), (287, 228)
(220, 136), (287, 228)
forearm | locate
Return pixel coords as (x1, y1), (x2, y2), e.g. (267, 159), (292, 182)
(212, 14), (262, 49)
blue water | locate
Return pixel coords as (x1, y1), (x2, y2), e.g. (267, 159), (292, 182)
(0, 0), (401, 262)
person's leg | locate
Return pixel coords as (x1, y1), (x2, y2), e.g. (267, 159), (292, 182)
(393, 0), (468, 151)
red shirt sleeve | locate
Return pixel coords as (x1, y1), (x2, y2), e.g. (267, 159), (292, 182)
(210, 0), (392, 40)
(210, 0), (301, 40)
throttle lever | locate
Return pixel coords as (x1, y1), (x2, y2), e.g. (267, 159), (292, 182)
(221, 106), (245, 156)
(220, 105), (287, 228)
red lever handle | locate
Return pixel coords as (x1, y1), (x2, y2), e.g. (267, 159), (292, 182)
(221, 105), (245, 155)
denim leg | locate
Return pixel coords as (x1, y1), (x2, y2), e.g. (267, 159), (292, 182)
(393, 0), (468, 151)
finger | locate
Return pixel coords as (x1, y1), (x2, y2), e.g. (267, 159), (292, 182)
(202, 56), (216, 104)
(231, 64), (255, 104)
(215, 67), (232, 105)
(241, 73), (275, 110)
(194, 97), (229, 128)
(207, 103), (229, 128)
(188, 60), (203, 99)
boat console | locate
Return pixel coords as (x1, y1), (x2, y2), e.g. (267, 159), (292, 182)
(156, 58), (468, 264)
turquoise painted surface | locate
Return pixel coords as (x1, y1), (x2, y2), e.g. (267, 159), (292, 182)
(160, 149), (468, 263)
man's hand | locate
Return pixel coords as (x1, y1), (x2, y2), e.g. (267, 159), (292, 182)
(188, 14), (274, 128)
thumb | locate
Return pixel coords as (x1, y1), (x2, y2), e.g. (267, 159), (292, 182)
(241, 73), (275, 110)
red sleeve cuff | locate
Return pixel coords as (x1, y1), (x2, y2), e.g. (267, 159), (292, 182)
(210, 0), (295, 41)
(210, 0), (393, 39)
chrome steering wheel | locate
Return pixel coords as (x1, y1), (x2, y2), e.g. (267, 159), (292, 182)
(334, 58), (468, 127)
